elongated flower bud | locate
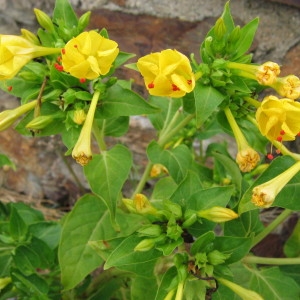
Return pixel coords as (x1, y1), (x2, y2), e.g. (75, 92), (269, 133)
(197, 206), (238, 223)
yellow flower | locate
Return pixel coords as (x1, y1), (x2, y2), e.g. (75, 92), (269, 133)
(73, 109), (86, 125)
(197, 206), (238, 223)
(133, 193), (158, 215)
(0, 34), (61, 80)
(0, 100), (37, 131)
(61, 31), (119, 80)
(137, 49), (195, 98)
(72, 90), (101, 166)
(271, 75), (300, 100)
(217, 277), (263, 300)
(255, 95), (300, 141)
(150, 163), (168, 178)
(224, 107), (260, 172)
(251, 160), (300, 208)
(226, 61), (280, 86)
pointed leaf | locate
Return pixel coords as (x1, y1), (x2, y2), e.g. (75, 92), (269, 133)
(84, 144), (132, 226)
(155, 266), (177, 300)
(104, 234), (161, 277)
(194, 83), (225, 127)
(52, 0), (78, 28)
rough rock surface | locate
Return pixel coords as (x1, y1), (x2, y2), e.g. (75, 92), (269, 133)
(0, 0), (300, 214)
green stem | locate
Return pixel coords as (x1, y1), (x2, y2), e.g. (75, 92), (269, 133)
(92, 120), (107, 152)
(130, 161), (153, 198)
(160, 97), (176, 136)
(244, 96), (261, 108)
(242, 255), (300, 265)
(251, 208), (293, 248)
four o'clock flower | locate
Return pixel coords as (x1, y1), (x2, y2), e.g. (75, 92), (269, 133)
(224, 106), (260, 172)
(226, 61), (280, 86)
(61, 31), (119, 80)
(255, 95), (300, 142)
(137, 49), (195, 98)
(0, 34), (61, 80)
(72, 90), (101, 166)
(251, 160), (300, 208)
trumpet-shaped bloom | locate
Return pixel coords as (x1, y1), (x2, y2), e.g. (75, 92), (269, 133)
(271, 75), (300, 100)
(256, 95), (300, 141)
(61, 31), (119, 80)
(0, 34), (61, 80)
(137, 49), (195, 98)
(252, 160), (300, 208)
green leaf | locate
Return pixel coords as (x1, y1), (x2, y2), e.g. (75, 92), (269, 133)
(52, 0), (78, 29)
(224, 209), (264, 238)
(239, 156), (300, 214)
(59, 194), (144, 290)
(190, 231), (215, 255)
(155, 266), (177, 300)
(115, 51), (136, 68)
(147, 141), (192, 184)
(0, 154), (16, 170)
(84, 144), (132, 226)
(280, 265), (300, 285)
(248, 267), (300, 300)
(151, 177), (178, 201)
(96, 116), (129, 137)
(183, 279), (207, 300)
(189, 185), (235, 211)
(194, 82), (225, 127)
(284, 219), (300, 258)
(104, 234), (161, 277)
(231, 17), (259, 60)
(98, 84), (159, 118)
(213, 236), (252, 264)
(9, 207), (27, 241)
(131, 276), (157, 300)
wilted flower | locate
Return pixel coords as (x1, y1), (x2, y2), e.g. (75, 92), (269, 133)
(133, 193), (158, 215)
(224, 107), (260, 172)
(150, 163), (168, 178)
(73, 109), (86, 125)
(61, 31), (119, 80)
(72, 90), (100, 165)
(0, 34), (61, 80)
(251, 160), (300, 208)
(255, 95), (300, 141)
(197, 206), (238, 223)
(226, 61), (280, 86)
(217, 277), (264, 300)
(271, 75), (300, 100)
(137, 49), (195, 98)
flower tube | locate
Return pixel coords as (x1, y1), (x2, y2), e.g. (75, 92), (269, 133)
(251, 160), (300, 208)
(255, 95), (300, 142)
(226, 61), (280, 86)
(0, 34), (61, 80)
(61, 31), (119, 80)
(137, 49), (195, 98)
(224, 106), (260, 172)
(72, 90), (101, 166)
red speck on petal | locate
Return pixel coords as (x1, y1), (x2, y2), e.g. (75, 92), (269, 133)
(280, 130), (285, 135)
(62, 48), (66, 55)
(267, 153), (274, 160)
(297, 132), (300, 137)
(172, 84), (180, 91)
(276, 136), (283, 142)
(79, 78), (86, 83)
(57, 56), (62, 62)
(148, 82), (154, 89)
(187, 79), (192, 85)
(54, 63), (64, 71)
(74, 44), (78, 48)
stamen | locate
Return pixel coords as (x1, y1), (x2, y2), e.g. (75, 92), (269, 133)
(275, 149), (281, 154)
(57, 56), (62, 62)
(280, 130), (285, 135)
(79, 78), (86, 83)
(7, 86), (12, 92)
(148, 82), (154, 89)
(267, 153), (274, 160)
(62, 48), (66, 55)
(187, 79), (192, 85)
(54, 63), (64, 72)
(276, 136), (283, 142)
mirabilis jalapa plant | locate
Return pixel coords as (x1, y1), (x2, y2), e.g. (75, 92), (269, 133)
(0, 0), (300, 299)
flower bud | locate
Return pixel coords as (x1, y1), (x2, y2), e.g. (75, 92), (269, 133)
(137, 224), (162, 237)
(214, 17), (226, 40)
(0, 277), (11, 289)
(134, 238), (155, 252)
(207, 250), (230, 265)
(78, 11), (91, 32)
(197, 206), (238, 223)
(122, 198), (137, 213)
(182, 210), (197, 228)
(163, 200), (182, 219)
(133, 194), (158, 215)
(73, 109), (86, 125)
(21, 28), (40, 45)
(25, 115), (53, 130)
(34, 8), (56, 33)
